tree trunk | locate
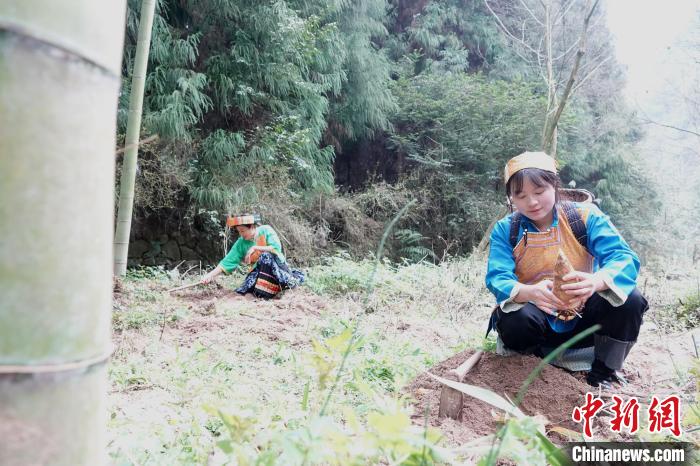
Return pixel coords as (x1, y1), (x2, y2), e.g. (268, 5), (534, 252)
(113, 0), (157, 276)
(0, 1), (125, 464)
(541, 0), (599, 157)
(541, 0), (557, 155)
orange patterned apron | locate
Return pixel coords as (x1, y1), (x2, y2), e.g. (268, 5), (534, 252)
(513, 205), (593, 285)
(243, 234), (268, 265)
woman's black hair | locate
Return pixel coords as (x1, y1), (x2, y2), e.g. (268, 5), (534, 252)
(506, 168), (562, 204)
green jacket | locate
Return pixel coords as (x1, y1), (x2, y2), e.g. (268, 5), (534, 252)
(219, 225), (285, 273)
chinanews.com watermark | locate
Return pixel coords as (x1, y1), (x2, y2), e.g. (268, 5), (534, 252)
(563, 442), (695, 465)
(563, 392), (697, 465)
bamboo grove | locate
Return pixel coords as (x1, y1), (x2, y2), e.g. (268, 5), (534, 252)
(117, 0), (661, 264)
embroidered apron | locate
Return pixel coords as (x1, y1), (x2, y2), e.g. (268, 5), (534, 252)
(243, 234), (269, 266)
(513, 205), (593, 332)
(242, 234), (284, 297)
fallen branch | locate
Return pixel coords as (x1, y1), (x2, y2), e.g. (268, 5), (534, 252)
(640, 120), (700, 138)
(167, 282), (201, 293)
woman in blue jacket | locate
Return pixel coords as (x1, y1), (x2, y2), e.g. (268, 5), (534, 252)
(485, 151), (648, 387)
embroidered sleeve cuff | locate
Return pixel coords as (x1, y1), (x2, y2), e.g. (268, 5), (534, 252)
(595, 270), (626, 307)
(499, 283), (526, 313)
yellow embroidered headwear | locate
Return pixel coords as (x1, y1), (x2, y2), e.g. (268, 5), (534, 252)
(504, 151), (557, 184)
(226, 213), (261, 227)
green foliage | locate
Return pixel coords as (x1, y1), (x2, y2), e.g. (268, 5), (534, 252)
(120, 0), (396, 221)
(119, 0), (660, 268)
(121, 0), (212, 140)
(196, 0), (346, 198)
(670, 291), (700, 329)
(205, 329), (448, 465)
(328, 0), (396, 141)
(684, 359), (700, 443)
(110, 362), (150, 391)
(389, 72), (545, 253)
(385, 67), (659, 256)
(386, 0), (507, 75)
(110, 251), (603, 464)
(557, 95), (662, 255)
(124, 265), (170, 281)
(309, 326), (358, 389)
(482, 334), (498, 353)
(391, 72), (544, 176)
(393, 228), (436, 263)
(112, 307), (160, 331)
(112, 301), (186, 331)
(306, 253), (382, 296)
(361, 357), (396, 392)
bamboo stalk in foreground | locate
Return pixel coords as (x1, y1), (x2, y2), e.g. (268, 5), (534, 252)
(0, 1), (126, 464)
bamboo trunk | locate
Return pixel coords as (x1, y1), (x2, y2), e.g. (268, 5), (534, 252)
(0, 1), (126, 464)
(113, 0), (157, 276)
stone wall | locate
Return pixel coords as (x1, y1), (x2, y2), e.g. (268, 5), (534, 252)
(126, 212), (227, 268)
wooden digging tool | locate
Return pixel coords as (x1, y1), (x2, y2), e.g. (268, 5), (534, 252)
(166, 282), (202, 293)
(438, 350), (483, 420)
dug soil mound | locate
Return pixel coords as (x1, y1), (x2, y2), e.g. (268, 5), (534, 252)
(172, 283), (231, 303)
(408, 351), (589, 445)
(170, 287), (329, 347)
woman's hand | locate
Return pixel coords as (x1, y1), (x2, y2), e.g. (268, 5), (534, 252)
(515, 280), (567, 316)
(200, 266), (222, 284)
(200, 271), (214, 284)
(561, 271), (608, 302)
(244, 246), (259, 264)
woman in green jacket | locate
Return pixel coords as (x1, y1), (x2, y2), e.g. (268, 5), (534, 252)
(200, 213), (304, 298)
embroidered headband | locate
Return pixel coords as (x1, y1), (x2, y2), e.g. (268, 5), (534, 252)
(504, 151), (557, 184)
(226, 213), (261, 227)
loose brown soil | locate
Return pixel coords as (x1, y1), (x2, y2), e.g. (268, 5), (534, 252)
(407, 324), (699, 445)
(408, 351), (589, 444)
(168, 287), (329, 347)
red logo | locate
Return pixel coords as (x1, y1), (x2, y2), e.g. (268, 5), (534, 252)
(648, 395), (682, 437)
(609, 395), (640, 434)
(573, 393), (683, 437)
(572, 392), (605, 437)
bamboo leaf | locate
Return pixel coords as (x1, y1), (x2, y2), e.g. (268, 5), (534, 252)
(535, 432), (573, 466)
(427, 373), (525, 419)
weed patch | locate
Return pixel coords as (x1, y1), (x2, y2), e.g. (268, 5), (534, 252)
(108, 256), (700, 464)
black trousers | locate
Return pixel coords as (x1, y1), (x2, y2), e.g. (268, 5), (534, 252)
(495, 289), (648, 352)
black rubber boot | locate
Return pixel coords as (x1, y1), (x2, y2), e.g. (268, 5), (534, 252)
(586, 359), (628, 388)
